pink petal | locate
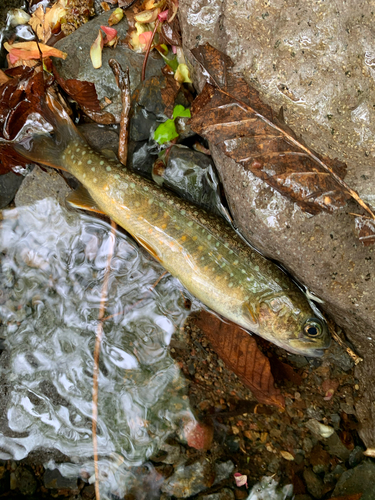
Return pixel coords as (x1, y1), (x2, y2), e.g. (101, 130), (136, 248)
(158, 9), (169, 21)
(100, 25), (118, 43)
(139, 31), (153, 45)
(172, 45), (177, 54)
(234, 473), (248, 488)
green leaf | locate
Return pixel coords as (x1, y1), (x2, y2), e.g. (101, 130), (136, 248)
(172, 104), (191, 119)
(154, 105), (191, 145)
(154, 119), (179, 145)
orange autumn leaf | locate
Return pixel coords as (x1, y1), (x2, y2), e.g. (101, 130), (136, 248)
(4, 41), (67, 63)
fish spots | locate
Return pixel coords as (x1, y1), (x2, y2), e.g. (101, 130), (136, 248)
(180, 209), (186, 215)
(135, 202), (140, 207)
(104, 185), (109, 191)
(70, 155), (74, 160)
(228, 282), (234, 288)
(163, 212), (169, 219)
(114, 174), (120, 180)
(254, 266), (259, 272)
(83, 173), (86, 178)
(130, 183), (135, 189)
(76, 148), (80, 152)
(91, 167), (96, 172)
(241, 269), (246, 274)
(93, 178), (98, 183)
(143, 186), (149, 191)
(192, 236), (197, 241)
(220, 262), (226, 268)
(78, 161), (82, 165)
(229, 250), (233, 255)
(161, 224), (167, 229)
(100, 160), (104, 165)
(62, 154), (65, 160)
(148, 198), (154, 205)
(216, 242), (220, 247)
(181, 235), (187, 242)
(233, 260), (238, 265)
(187, 221), (193, 227)
(201, 256), (205, 260)
(198, 246), (204, 251)
(207, 234), (212, 240)
(106, 166), (111, 172)
(87, 160), (92, 165)
(82, 151), (86, 155)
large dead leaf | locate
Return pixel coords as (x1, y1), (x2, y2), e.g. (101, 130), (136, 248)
(29, 2), (66, 43)
(4, 41), (67, 65)
(189, 44), (375, 222)
(193, 310), (285, 409)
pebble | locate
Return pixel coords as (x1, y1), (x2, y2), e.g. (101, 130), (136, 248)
(161, 460), (213, 498)
(348, 446), (365, 467)
(305, 419), (334, 439)
(14, 466), (37, 496)
(43, 468), (78, 490)
(0, 171), (23, 209)
(303, 469), (324, 499)
(324, 432), (350, 461)
(332, 461), (375, 499)
(199, 488), (235, 500)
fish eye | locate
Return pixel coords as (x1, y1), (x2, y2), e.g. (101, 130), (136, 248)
(303, 318), (323, 338)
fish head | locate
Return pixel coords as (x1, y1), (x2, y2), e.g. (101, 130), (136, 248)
(253, 294), (330, 357)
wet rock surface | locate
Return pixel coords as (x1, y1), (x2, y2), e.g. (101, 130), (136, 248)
(53, 10), (165, 122)
(179, 0), (375, 448)
(0, 171), (23, 209)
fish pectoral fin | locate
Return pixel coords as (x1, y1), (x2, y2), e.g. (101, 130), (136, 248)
(66, 186), (105, 214)
(243, 300), (260, 325)
(133, 235), (162, 263)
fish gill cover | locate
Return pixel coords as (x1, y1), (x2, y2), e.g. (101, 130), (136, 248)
(0, 197), (197, 497)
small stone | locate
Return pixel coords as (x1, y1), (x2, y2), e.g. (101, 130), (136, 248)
(182, 419), (214, 451)
(0, 171), (24, 209)
(213, 461), (235, 485)
(332, 461), (375, 499)
(161, 460), (214, 498)
(303, 469), (324, 499)
(44, 468), (78, 490)
(325, 432), (351, 461)
(15, 166), (72, 207)
(14, 466), (37, 496)
(199, 488), (235, 500)
(349, 446), (365, 467)
(306, 419), (334, 439)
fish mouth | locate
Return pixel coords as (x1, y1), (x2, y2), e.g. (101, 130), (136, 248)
(288, 338), (330, 358)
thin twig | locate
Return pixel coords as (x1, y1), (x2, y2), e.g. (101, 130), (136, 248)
(329, 325), (363, 365)
(141, 19), (160, 82)
(92, 220), (117, 500)
(109, 59), (131, 166)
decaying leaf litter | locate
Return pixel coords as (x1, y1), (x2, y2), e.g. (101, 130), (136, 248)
(0, 0), (373, 498)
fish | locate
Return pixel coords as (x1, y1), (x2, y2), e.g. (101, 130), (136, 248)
(13, 93), (330, 357)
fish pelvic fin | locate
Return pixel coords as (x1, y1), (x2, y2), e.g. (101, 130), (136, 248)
(67, 186), (105, 214)
(13, 93), (83, 171)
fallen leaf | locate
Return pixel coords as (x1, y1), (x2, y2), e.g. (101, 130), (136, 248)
(101, 25), (118, 46)
(90, 30), (105, 69)
(174, 63), (192, 83)
(160, 15), (181, 46)
(28, 2), (66, 43)
(0, 70), (10, 87)
(108, 7), (124, 25)
(4, 41), (67, 63)
(355, 216), (375, 246)
(0, 142), (30, 174)
(280, 450), (294, 461)
(189, 44), (375, 221)
(193, 310), (285, 408)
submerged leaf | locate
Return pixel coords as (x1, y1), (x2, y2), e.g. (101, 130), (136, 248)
(174, 63), (191, 83)
(193, 310), (285, 408)
(189, 44), (355, 216)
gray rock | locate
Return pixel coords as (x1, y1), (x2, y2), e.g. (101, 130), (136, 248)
(349, 446), (365, 467)
(14, 166), (72, 207)
(14, 466), (37, 496)
(302, 469), (323, 499)
(332, 461), (375, 499)
(178, 0), (375, 447)
(213, 461), (234, 485)
(199, 488), (235, 500)
(77, 123), (119, 157)
(161, 460), (213, 498)
(0, 171), (23, 209)
(44, 468), (78, 490)
(54, 11), (165, 122)
(324, 432), (351, 462)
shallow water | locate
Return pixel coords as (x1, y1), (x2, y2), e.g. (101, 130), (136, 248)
(0, 197), (198, 497)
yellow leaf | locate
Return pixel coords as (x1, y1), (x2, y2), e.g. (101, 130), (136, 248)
(90, 30), (104, 69)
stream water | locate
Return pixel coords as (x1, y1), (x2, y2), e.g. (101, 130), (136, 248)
(0, 197), (198, 498)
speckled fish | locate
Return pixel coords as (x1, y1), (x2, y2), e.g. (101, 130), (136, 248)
(14, 95), (330, 357)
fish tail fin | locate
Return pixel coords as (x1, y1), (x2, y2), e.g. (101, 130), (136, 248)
(13, 93), (82, 170)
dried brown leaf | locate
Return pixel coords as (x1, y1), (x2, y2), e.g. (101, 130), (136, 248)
(160, 16), (181, 46)
(190, 44), (374, 220)
(0, 142), (29, 174)
(355, 216), (375, 246)
(193, 310), (285, 409)
(53, 66), (101, 113)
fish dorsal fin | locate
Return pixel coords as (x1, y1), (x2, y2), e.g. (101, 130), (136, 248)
(66, 186), (105, 214)
(133, 235), (162, 263)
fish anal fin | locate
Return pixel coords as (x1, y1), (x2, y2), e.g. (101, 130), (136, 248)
(133, 235), (162, 263)
(67, 186), (104, 214)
